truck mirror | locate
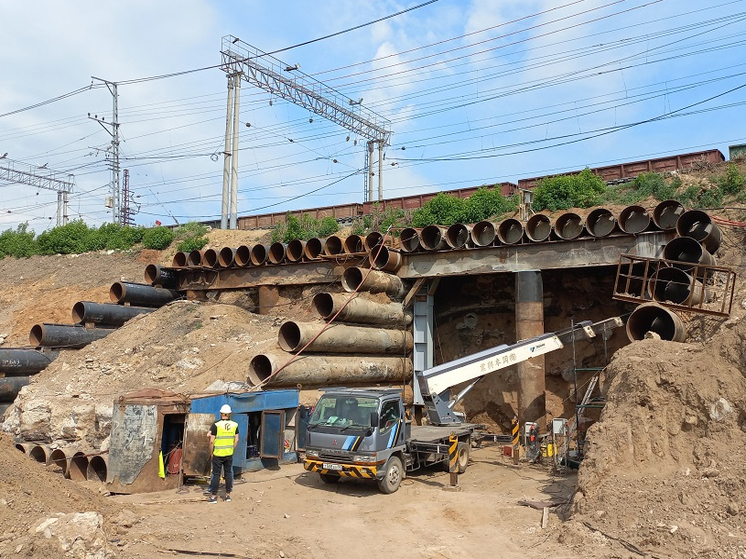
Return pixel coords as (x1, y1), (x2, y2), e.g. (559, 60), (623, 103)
(370, 412), (379, 428)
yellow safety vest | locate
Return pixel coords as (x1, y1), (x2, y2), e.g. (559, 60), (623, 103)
(213, 420), (238, 457)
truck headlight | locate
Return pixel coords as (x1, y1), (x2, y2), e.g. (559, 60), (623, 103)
(306, 449), (319, 458)
(352, 454), (375, 463)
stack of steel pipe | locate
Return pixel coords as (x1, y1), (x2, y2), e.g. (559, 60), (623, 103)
(675, 209), (722, 254)
(0, 348), (58, 406)
(341, 266), (407, 299)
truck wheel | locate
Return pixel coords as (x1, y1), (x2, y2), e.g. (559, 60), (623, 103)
(457, 441), (470, 473)
(378, 456), (404, 494)
(319, 473), (340, 484)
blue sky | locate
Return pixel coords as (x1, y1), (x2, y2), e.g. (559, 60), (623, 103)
(1, 0), (745, 231)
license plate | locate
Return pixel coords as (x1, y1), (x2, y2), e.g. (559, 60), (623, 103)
(322, 463), (343, 471)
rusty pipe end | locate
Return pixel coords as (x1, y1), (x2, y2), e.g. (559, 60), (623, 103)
(471, 221), (496, 247)
(676, 209), (721, 253)
(109, 281), (125, 303)
(71, 301), (86, 323)
(525, 214), (551, 242)
(586, 208), (617, 238)
(323, 235), (344, 256)
(618, 205), (651, 234)
(248, 354), (274, 385)
(497, 218), (524, 244)
(250, 245), (268, 266)
(269, 242), (287, 264)
(341, 267), (365, 292)
(421, 225), (445, 250)
(364, 231), (384, 252)
(312, 292), (334, 319)
(278, 321), (303, 352)
(626, 303), (686, 342)
(202, 248), (219, 268)
(446, 223), (470, 249)
(286, 239), (305, 262)
(172, 251), (188, 267)
(87, 455), (108, 482)
(653, 199), (685, 230)
(29, 324), (44, 347)
(218, 247), (236, 268)
(144, 264), (158, 284)
(69, 451), (89, 481)
(553, 213), (584, 240)
(49, 448), (70, 477)
(235, 245), (251, 267)
(399, 228), (421, 253)
(187, 249), (203, 267)
(29, 444), (51, 464)
(304, 238), (323, 260)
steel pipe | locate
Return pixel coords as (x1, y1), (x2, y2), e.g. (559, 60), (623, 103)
(322, 235), (344, 256)
(471, 221), (496, 247)
(421, 225), (447, 250)
(186, 249), (204, 267)
(399, 228), (422, 253)
(497, 218), (524, 245)
(0, 349), (57, 375)
(626, 303), (686, 342)
(364, 231), (385, 251)
(235, 245), (252, 267)
(618, 205), (652, 234)
(68, 451), (89, 481)
(250, 245), (269, 266)
(218, 247), (237, 268)
(172, 252), (188, 267)
(341, 267), (407, 299)
(653, 199), (684, 231)
(369, 246), (402, 273)
(553, 213), (585, 240)
(87, 455), (108, 483)
(675, 210), (722, 254)
(269, 242), (287, 264)
(586, 208), (618, 238)
(304, 238), (323, 260)
(278, 321), (413, 354)
(202, 248), (219, 268)
(110, 282), (180, 307)
(343, 234), (365, 254)
(248, 353), (413, 388)
(312, 292), (413, 326)
(0, 376), (28, 402)
(72, 301), (154, 327)
(446, 223), (471, 249)
(30, 324), (114, 349)
(525, 214), (552, 242)
(29, 444), (52, 464)
(49, 448), (71, 478)
(663, 236), (716, 276)
(15, 442), (35, 454)
(144, 264), (178, 288)
(286, 239), (305, 262)
(648, 267), (708, 305)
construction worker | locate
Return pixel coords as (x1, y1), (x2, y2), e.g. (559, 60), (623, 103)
(207, 404), (239, 504)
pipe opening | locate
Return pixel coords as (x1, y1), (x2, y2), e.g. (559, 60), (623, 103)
(87, 456), (107, 482)
(235, 245), (251, 267)
(471, 221), (496, 246)
(49, 448), (69, 477)
(343, 235), (364, 254)
(144, 264), (158, 284)
(341, 267), (364, 292)
(323, 236), (343, 256)
(421, 225), (446, 250)
(526, 215), (551, 242)
(250, 245), (268, 266)
(218, 247), (236, 268)
(304, 238), (323, 260)
(71, 302), (85, 323)
(446, 224), (470, 249)
(676, 210), (721, 253)
(202, 249), (219, 268)
(553, 213), (584, 240)
(626, 303), (685, 342)
(653, 200), (684, 231)
(278, 322), (302, 352)
(248, 355), (273, 385)
(29, 325), (44, 347)
(586, 208), (617, 238)
(312, 293), (334, 319)
(286, 239), (305, 262)
(399, 228), (421, 253)
(69, 452), (89, 481)
(172, 252), (188, 267)
(109, 282), (125, 303)
(364, 231), (384, 251)
(187, 250), (203, 267)
(29, 445), (49, 463)
(498, 219), (524, 244)
(618, 205), (651, 234)
(269, 242), (287, 264)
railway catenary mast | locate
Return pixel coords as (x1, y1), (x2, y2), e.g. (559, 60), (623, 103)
(219, 35), (392, 229)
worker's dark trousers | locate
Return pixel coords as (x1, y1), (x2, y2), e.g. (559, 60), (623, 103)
(209, 454), (234, 495)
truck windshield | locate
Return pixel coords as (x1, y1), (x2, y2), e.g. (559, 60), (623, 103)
(308, 395), (378, 428)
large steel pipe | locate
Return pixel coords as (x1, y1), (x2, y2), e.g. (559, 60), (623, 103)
(235, 245), (252, 267)
(110, 282), (180, 307)
(278, 321), (413, 354)
(399, 228), (422, 253)
(343, 234), (365, 254)
(286, 239), (305, 262)
(72, 301), (154, 327)
(0, 349), (57, 375)
(648, 267), (708, 305)
(675, 210), (722, 254)
(49, 447), (82, 479)
(68, 451), (89, 481)
(322, 236), (344, 256)
(15, 442), (35, 454)
(304, 238), (323, 260)
(369, 246), (402, 273)
(202, 248), (219, 268)
(525, 214), (552, 242)
(586, 208), (618, 238)
(446, 223), (471, 249)
(341, 267), (407, 299)
(172, 252), (188, 267)
(471, 221), (496, 247)
(268, 242), (287, 264)
(663, 236), (716, 276)
(186, 249), (204, 267)
(0, 376), (29, 402)
(626, 303), (686, 342)
(421, 225), (447, 250)
(250, 245), (269, 266)
(144, 264), (178, 288)
(653, 200), (684, 231)
(618, 205), (652, 234)
(29, 444), (52, 464)
(87, 455), (108, 482)
(218, 247), (237, 268)
(364, 231), (385, 251)
(312, 292), (413, 326)
(30, 324), (114, 349)
(553, 213), (585, 240)
(497, 218), (524, 245)
(248, 353), (413, 388)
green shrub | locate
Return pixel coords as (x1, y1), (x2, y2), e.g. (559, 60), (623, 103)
(172, 222), (208, 252)
(271, 212), (341, 242)
(36, 220), (90, 254)
(177, 235), (209, 253)
(459, 187), (518, 223)
(411, 192), (464, 227)
(142, 226), (175, 250)
(696, 186), (723, 208)
(533, 168), (607, 211)
(0, 223), (38, 258)
(716, 163), (745, 195)
(317, 216), (339, 237)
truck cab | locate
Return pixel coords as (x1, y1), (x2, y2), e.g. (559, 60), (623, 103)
(304, 388), (409, 493)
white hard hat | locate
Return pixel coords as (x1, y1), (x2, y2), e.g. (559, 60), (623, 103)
(220, 404), (232, 414)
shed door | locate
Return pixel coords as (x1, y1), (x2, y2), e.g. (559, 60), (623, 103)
(260, 410), (285, 459)
(181, 413), (214, 476)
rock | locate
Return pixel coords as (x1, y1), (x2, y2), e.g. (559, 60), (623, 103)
(726, 503), (739, 516)
(710, 398), (733, 422)
(32, 512), (105, 555)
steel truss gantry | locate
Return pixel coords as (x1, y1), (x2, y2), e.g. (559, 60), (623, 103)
(0, 158), (75, 226)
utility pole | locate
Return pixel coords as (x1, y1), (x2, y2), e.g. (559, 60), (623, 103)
(121, 169), (137, 226)
(90, 77), (121, 224)
(0, 158), (75, 225)
(220, 75), (235, 230)
(219, 35), (392, 214)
